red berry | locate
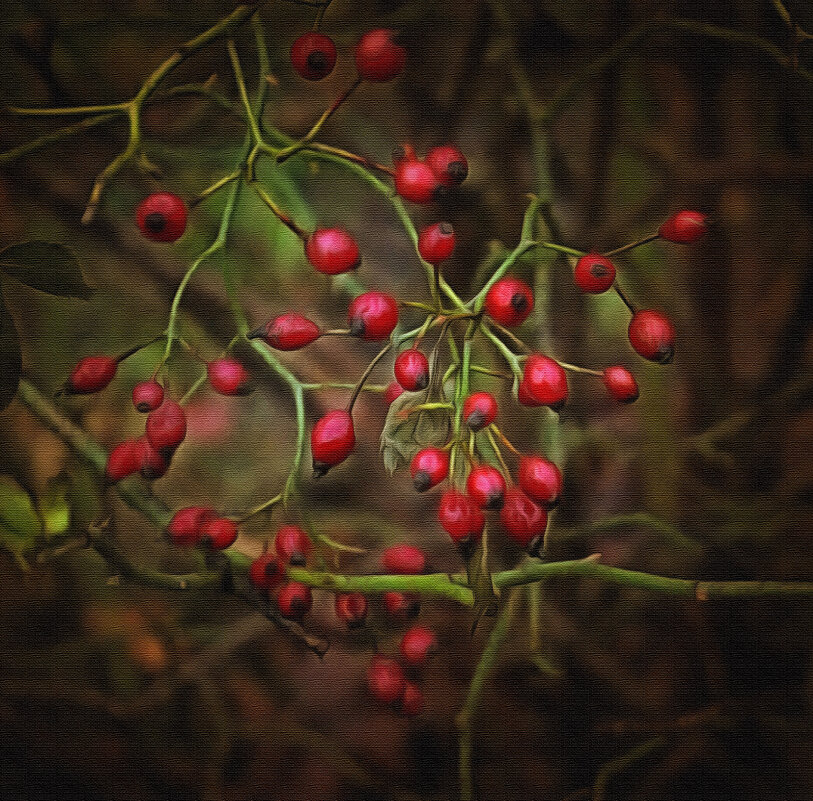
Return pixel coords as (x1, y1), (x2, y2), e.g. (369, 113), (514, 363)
(311, 409), (356, 475)
(137, 437), (169, 480)
(200, 517), (238, 550)
(383, 591), (420, 618)
(394, 349), (430, 392)
(354, 29), (406, 82)
(484, 277), (534, 327)
(381, 544), (426, 575)
(659, 210), (708, 243)
(347, 291), (399, 340)
(574, 253), (616, 294)
(132, 380), (164, 412)
(399, 625), (437, 667)
(305, 228), (361, 275)
(290, 31), (337, 80)
(628, 309), (675, 364)
(65, 355), (118, 395)
(410, 447), (449, 492)
(394, 159), (439, 204)
(167, 506), (215, 548)
(462, 391), (498, 431)
(399, 681), (424, 716)
(425, 144), (468, 186)
(519, 354), (568, 410)
(500, 487), (548, 555)
(249, 552), (286, 591)
(104, 439), (142, 484)
(418, 222), (455, 265)
(466, 464), (507, 510)
(146, 400), (187, 454)
(602, 365), (639, 403)
(368, 655), (405, 705)
(207, 357), (253, 396)
(136, 192), (187, 243)
(438, 489), (485, 554)
(274, 524), (313, 566)
(335, 592), (368, 628)
(277, 581), (313, 620)
(517, 455), (562, 509)
(384, 381), (404, 405)
(251, 313), (321, 351)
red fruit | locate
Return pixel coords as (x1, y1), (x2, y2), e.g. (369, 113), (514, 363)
(466, 465), (507, 510)
(274, 524), (313, 566)
(394, 159), (439, 204)
(354, 29), (406, 82)
(500, 488), (548, 555)
(399, 681), (424, 716)
(383, 591), (420, 618)
(519, 354), (568, 410)
(438, 489), (485, 554)
(132, 380), (164, 412)
(207, 357), (253, 396)
(418, 222), (455, 265)
(146, 400), (187, 454)
(104, 439), (142, 484)
(462, 391), (498, 431)
(311, 409), (355, 475)
(484, 277), (534, 327)
(425, 144), (468, 186)
(200, 517), (239, 550)
(394, 349), (430, 392)
(367, 655), (405, 704)
(251, 313), (321, 351)
(335, 593), (368, 628)
(602, 365), (639, 403)
(574, 253), (616, 294)
(249, 552), (286, 591)
(65, 355), (118, 395)
(399, 625), (437, 667)
(384, 381), (404, 405)
(628, 309), (675, 364)
(137, 437), (169, 480)
(517, 455), (562, 509)
(167, 506), (215, 548)
(658, 210), (708, 243)
(290, 31), (337, 81)
(277, 582), (313, 620)
(347, 291), (399, 340)
(381, 544), (426, 575)
(305, 227), (361, 275)
(135, 192), (187, 243)
(410, 447), (449, 492)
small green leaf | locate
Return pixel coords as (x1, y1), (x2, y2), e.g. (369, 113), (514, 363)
(0, 241), (93, 299)
(39, 476), (72, 538)
(0, 290), (21, 411)
(380, 392), (451, 474)
(0, 476), (42, 568)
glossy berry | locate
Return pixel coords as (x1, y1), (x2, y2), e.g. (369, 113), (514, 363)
(146, 400), (187, 454)
(383, 591), (420, 618)
(138, 438), (169, 481)
(484, 277), (534, 327)
(305, 227), (361, 275)
(367, 655), (405, 704)
(517, 455), (562, 509)
(354, 29), (406, 82)
(628, 309), (675, 364)
(335, 593), (368, 628)
(167, 506), (215, 548)
(249, 552), (285, 591)
(400, 625), (438, 667)
(399, 681), (424, 716)
(418, 222), (455, 265)
(311, 409), (356, 475)
(250, 313), (321, 351)
(381, 544), (426, 575)
(438, 489), (485, 554)
(65, 355), (118, 395)
(602, 365), (639, 403)
(394, 349), (430, 392)
(500, 487), (548, 555)
(659, 210), (708, 243)
(466, 464), (507, 510)
(519, 354), (568, 411)
(200, 517), (238, 550)
(394, 158), (439, 204)
(347, 291), (399, 340)
(132, 380), (164, 412)
(425, 144), (468, 186)
(462, 391), (498, 431)
(105, 440), (142, 484)
(135, 192), (187, 243)
(574, 253), (616, 294)
(207, 358), (253, 396)
(277, 582), (313, 620)
(384, 381), (404, 405)
(410, 447), (449, 492)
(290, 32), (337, 81)
(274, 525), (313, 566)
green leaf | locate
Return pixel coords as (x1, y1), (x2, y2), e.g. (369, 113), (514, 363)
(0, 241), (93, 299)
(0, 289), (21, 411)
(0, 476), (41, 568)
(380, 392), (451, 474)
(39, 476), (72, 538)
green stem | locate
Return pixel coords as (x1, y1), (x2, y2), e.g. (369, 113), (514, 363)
(481, 326), (523, 378)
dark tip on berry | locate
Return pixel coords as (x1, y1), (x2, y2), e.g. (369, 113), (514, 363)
(414, 372), (429, 390)
(412, 470), (431, 492)
(313, 460), (331, 478)
(306, 50), (328, 72)
(289, 597), (305, 616)
(247, 325), (266, 340)
(621, 390), (640, 404)
(510, 293), (528, 312)
(135, 401), (151, 412)
(438, 221), (454, 235)
(549, 399), (565, 413)
(406, 597), (421, 617)
(484, 491), (504, 511)
(144, 211), (167, 233)
(466, 410), (485, 430)
(527, 535), (544, 558)
(656, 345), (675, 364)
(458, 536), (476, 559)
(349, 317), (366, 337)
(591, 263), (609, 277)
(347, 617), (365, 630)
(289, 551), (307, 567)
(447, 161), (468, 183)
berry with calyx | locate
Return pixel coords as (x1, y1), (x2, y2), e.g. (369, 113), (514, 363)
(517, 455), (562, 509)
(438, 489), (485, 555)
(628, 309), (675, 364)
(394, 349), (430, 392)
(384, 381), (404, 405)
(410, 447), (449, 492)
(466, 464), (507, 510)
(418, 222), (455, 265)
(305, 227), (361, 275)
(659, 210), (708, 243)
(399, 682), (424, 716)
(394, 158), (440, 204)
(500, 487), (548, 555)
(347, 291), (399, 340)
(277, 582), (313, 620)
(105, 439), (143, 484)
(136, 192), (187, 243)
(574, 253), (616, 294)
(290, 31), (337, 81)
(146, 400), (187, 454)
(138, 437), (169, 480)
(399, 624), (437, 667)
(167, 506), (216, 548)
(274, 525), (313, 566)
(462, 391), (498, 431)
(484, 277), (534, 327)
(335, 593), (368, 628)
(383, 591), (420, 619)
(207, 357), (253, 396)
(200, 517), (238, 550)
(382, 544), (426, 575)
(311, 409), (355, 476)
(249, 552), (285, 591)
(367, 655), (405, 704)
(64, 355), (118, 395)
(519, 354), (568, 410)
(425, 144), (468, 186)
(602, 365), (639, 403)
(132, 380), (164, 412)
(250, 313), (321, 351)
(354, 29), (406, 82)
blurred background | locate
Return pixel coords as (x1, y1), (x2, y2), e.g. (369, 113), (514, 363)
(0, 0), (812, 799)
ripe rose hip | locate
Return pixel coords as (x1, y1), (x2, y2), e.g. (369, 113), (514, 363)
(383, 381), (404, 405)
(311, 409), (356, 475)
(207, 357), (253, 396)
(138, 437), (169, 480)
(425, 144), (468, 186)
(519, 354), (568, 410)
(347, 291), (399, 340)
(290, 31), (337, 81)
(399, 681), (424, 716)
(418, 222), (455, 265)
(383, 591), (420, 618)
(484, 277), (534, 327)
(381, 544), (426, 575)
(135, 192), (187, 243)
(500, 487), (548, 555)
(628, 309), (675, 364)
(574, 253), (616, 294)
(394, 349), (430, 392)
(249, 552), (285, 591)
(277, 581), (313, 620)
(658, 210), (708, 243)
(132, 380), (164, 412)
(400, 624), (438, 667)
(335, 592), (368, 628)
(602, 365), (639, 403)
(462, 391), (498, 431)
(466, 464), (507, 510)
(65, 355), (118, 395)
(200, 517), (238, 550)
(394, 158), (439, 204)
(410, 447), (449, 492)
(517, 455), (562, 509)
(250, 313), (321, 351)
(274, 525), (313, 566)
(367, 655), (405, 704)
(354, 29), (406, 82)
(305, 227), (361, 275)
(438, 489), (485, 554)
(146, 400), (187, 454)
(105, 439), (142, 484)
(167, 506), (215, 548)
